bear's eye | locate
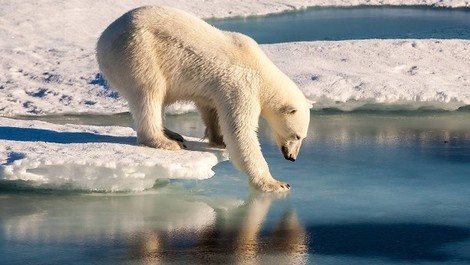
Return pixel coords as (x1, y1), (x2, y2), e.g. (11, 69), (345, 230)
(291, 134), (301, 140)
(280, 105), (297, 114)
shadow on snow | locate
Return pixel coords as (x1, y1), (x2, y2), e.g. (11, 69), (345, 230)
(0, 126), (135, 145)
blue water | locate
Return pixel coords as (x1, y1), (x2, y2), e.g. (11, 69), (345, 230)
(208, 7), (470, 43)
(1, 111), (470, 264)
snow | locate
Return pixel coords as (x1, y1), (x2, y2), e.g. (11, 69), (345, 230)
(0, 0), (469, 191)
(1, 0), (469, 116)
(265, 39), (470, 111)
(0, 117), (227, 191)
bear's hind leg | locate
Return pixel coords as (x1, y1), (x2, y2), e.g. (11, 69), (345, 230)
(197, 105), (225, 148)
(131, 95), (183, 150)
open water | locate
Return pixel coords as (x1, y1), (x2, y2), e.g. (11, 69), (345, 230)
(208, 6), (470, 43)
(1, 110), (470, 264)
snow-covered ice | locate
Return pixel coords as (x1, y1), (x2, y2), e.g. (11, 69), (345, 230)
(265, 39), (470, 111)
(0, 117), (227, 191)
(1, 0), (469, 116)
(1, 0), (469, 190)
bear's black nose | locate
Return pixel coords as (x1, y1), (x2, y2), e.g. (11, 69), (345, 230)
(284, 153), (296, 162)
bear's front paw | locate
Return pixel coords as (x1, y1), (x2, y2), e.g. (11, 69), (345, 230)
(254, 179), (290, 193)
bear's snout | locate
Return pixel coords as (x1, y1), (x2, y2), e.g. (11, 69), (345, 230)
(281, 145), (297, 162)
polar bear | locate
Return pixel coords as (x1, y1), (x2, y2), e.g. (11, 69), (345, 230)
(97, 6), (310, 192)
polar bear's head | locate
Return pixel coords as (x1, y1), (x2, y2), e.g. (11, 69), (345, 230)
(264, 93), (311, 162)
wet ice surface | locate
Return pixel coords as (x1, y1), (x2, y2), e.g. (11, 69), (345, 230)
(1, 112), (470, 264)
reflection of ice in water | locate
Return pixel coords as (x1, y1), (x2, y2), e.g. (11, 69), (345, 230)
(3, 190), (216, 243)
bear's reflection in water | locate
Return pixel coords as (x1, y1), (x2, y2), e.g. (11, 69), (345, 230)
(130, 193), (307, 265)
(1, 178), (306, 265)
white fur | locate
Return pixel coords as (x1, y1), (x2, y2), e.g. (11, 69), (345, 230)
(97, 6), (310, 192)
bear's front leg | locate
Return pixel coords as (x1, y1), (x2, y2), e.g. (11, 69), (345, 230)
(216, 100), (290, 193)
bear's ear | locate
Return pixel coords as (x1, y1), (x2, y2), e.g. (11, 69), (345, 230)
(280, 105), (297, 114)
(307, 99), (315, 109)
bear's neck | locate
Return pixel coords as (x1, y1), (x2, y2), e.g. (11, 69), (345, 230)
(259, 67), (293, 117)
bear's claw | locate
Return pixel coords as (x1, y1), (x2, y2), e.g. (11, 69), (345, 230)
(164, 128), (185, 143)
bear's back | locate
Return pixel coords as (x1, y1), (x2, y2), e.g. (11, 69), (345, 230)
(131, 6), (227, 46)
(98, 6), (265, 69)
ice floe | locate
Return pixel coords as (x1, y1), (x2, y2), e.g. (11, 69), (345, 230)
(0, 117), (227, 191)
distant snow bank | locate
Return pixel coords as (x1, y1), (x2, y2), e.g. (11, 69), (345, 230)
(0, 117), (227, 191)
(265, 39), (470, 111)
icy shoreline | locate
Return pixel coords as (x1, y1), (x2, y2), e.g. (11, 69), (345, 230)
(0, 117), (227, 191)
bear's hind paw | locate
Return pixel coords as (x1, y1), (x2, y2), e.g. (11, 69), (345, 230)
(139, 137), (185, 150)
